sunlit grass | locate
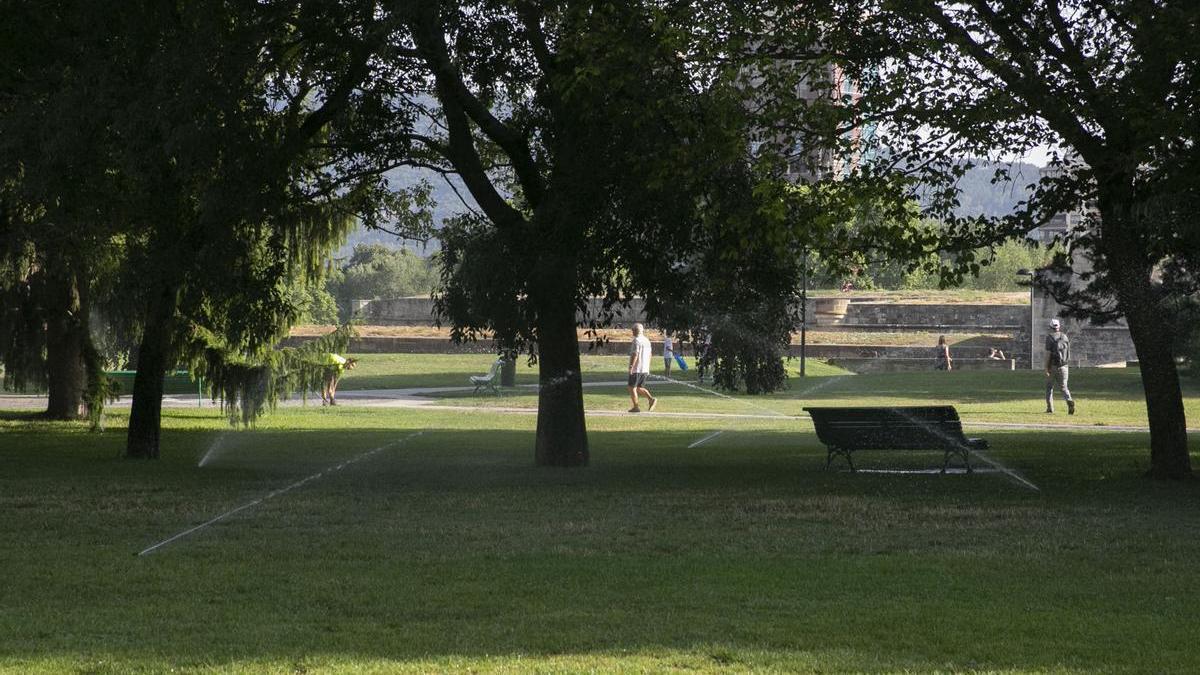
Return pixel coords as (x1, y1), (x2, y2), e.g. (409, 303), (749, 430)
(2, 361), (1199, 673)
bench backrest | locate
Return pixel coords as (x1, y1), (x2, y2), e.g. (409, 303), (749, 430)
(803, 406), (969, 450)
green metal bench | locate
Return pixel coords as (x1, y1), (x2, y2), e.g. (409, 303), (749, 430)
(804, 405), (987, 473)
(105, 370), (204, 405)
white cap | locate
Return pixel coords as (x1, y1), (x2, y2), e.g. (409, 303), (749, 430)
(1050, 319), (1061, 329)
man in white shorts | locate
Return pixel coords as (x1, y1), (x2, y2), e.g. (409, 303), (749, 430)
(627, 323), (657, 412)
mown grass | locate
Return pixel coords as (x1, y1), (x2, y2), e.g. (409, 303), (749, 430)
(405, 353), (1200, 428)
(337, 353), (851, 392)
(2, 365), (1199, 673)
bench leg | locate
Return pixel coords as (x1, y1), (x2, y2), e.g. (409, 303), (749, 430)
(825, 446), (855, 472)
(942, 447), (974, 474)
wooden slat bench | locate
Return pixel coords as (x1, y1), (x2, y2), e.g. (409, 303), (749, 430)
(803, 406), (987, 473)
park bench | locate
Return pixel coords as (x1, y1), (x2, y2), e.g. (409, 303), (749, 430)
(105, 370), (204, 405)
(803, 406), (987, 473)
(469, 358), (504, 394)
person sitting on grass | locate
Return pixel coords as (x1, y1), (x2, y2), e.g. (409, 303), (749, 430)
(321, 353), (357, 406)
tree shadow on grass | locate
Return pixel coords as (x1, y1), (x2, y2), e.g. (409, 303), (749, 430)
(2, 422), (1199, 673)
(0, 409), (48, 422)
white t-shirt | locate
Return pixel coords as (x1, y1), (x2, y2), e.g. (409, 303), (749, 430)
(631, 335), (653, 374)
(663, 335), (674, 357)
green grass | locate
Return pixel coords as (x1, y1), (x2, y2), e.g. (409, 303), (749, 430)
(416, 355), (1200, 428)
(2, 365), (1199, 673)
(338, 352), (851, 391)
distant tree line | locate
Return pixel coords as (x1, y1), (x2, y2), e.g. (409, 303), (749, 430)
(289, 244), (440, 326)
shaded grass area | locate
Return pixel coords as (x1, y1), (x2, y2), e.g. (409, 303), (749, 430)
(1, 403), (1199, 673)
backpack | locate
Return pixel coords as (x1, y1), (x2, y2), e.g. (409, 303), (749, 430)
(1047, 333), (1070, 367)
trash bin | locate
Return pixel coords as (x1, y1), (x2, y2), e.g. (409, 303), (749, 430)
(500, 356), (516, 387)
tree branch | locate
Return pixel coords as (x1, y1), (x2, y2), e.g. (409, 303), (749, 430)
(409, 4), (547, 208)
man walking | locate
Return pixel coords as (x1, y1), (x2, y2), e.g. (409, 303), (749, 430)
(628, 323), (657, 412)
(1044, 318), (1075, 414)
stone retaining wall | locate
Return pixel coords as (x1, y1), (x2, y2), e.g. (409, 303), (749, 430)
(841, 302), (1025, 327)
(339, 293), (1136, 369)
(824, 358), (1016, 373)
(359, 297), (864, 328)
(358, 297), (651, 327)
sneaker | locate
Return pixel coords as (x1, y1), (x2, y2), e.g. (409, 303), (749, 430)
(648, 397), (658, 412)
(628, 406), (641, 413)
(1068, 400), (1076, 415)
(1045, 407), (1053, 414)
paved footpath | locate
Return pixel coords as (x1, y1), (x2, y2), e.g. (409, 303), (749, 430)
(2, 382), (1195, 434)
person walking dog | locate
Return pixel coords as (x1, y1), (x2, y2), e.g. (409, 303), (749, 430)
(1044, 319), (1075, 414)
(627, 323), (657, 412)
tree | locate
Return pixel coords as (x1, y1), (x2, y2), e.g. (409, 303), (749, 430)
(114, 1), (398, 458)
(385, 2), (753, 465)
(0, 0), (123, 422)
(327, 244), (439, 320)
(755, 0), (1199, 478)
(2, 1), (400, 457)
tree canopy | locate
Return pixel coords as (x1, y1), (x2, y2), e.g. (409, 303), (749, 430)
(747, 0), (1200, 478)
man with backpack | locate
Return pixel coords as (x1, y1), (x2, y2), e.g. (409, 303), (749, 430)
(1044, 318), (1075, 414)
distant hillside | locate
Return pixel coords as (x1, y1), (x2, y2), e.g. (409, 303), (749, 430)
(932, 159), (1042, 219)
(341, 158), (1046, 256)
(337, 166), (475, 256)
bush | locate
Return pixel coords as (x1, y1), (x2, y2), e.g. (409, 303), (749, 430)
(326, 244), (439, 320)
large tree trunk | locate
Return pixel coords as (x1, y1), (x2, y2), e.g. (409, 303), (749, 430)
(533, 281), (588, 467)
(43, 272), (85, 420)
(1126, 309), (1192, 479)
(125, 299), (174, 459)
(1099, 184), (1192, 479)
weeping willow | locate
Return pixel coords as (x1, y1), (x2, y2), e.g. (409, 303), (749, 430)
(185, 323), (354, 428)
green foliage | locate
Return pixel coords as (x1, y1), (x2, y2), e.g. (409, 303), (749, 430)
(885, 239), (1057, 291)
(185, 323), (354, 428)
(288, 282), (340, 326)
(0, 248), (45, 393)
(327, 244), (438, 321)
(750, 1), (1200, 474)
(425, 2), (755, 362)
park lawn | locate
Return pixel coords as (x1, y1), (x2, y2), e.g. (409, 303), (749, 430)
(337, 353), (667, 390)
(426, 364), (1200, 429)
(338, 353), (850, 392)
(2, 393), (1200, 673)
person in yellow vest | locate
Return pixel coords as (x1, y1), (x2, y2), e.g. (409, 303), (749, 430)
(322, 353), (358, 406)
